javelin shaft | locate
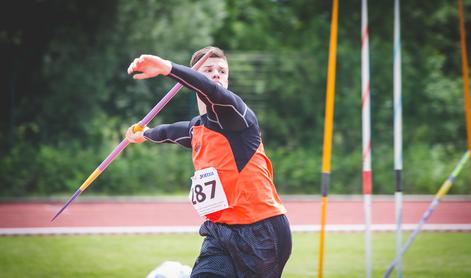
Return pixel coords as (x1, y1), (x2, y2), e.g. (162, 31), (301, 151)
(139, 83), (184, 127)
(318, 0), (339, 277)
(321, 0), (339, 173)
(458, 0), (471, 151)
(361, 0), (373, 277)
(393, 0), (403, 277)
(383, 199), (439, 278)
(383, 151), (470, 278)
(385, 3), (469, 276)
(51, 51), (213, 221)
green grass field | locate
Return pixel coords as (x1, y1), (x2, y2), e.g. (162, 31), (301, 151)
(1, 232), (470, 278)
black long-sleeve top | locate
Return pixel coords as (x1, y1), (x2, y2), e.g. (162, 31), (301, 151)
(143, 63), (259, 150)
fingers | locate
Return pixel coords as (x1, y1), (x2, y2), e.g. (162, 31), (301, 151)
(125, 126), (135, 141)
(127, 55), (154, 74)
(126, 129), (140, 143)
(127, 54), (170, 78)
(126, 124), (148, 144)
(132, 73), (151, 80)
(127, 59), (135, 74)
(127, 57), (141, 74)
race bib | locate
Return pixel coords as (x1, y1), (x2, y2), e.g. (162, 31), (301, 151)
(189, 167), (228, 216)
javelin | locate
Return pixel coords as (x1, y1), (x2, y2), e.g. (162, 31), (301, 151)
(361, 1), (373, 277)
(318, 0), (339, 277)
(458, 0), (471, 151)
(393, 0), (403, 277)
(382, 150), (469, 278)
(51, 50), (213, 221)
(384, 3), (471, 274)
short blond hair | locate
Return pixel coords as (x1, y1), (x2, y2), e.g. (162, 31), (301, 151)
(190, 46), (227, 66)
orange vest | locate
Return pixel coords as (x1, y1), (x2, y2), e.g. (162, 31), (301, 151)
(191, 125), (286, 224)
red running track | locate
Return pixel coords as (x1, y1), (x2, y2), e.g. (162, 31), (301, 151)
(1, 197), (470, 228)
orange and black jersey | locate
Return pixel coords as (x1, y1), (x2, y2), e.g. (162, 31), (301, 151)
(143, 63), (286, 224)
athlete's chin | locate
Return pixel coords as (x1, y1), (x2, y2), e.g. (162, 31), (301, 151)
(214, 81), (228, 89)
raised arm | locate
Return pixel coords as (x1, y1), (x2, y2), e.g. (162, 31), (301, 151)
(168, 63), (256, 131)
(127, 54), (257, 131)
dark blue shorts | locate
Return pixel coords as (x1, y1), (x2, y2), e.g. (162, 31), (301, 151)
(191, 214), (292, 278)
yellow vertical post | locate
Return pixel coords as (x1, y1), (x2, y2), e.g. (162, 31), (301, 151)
(458, 0), (471, 151)
(318, 0), (339, 277)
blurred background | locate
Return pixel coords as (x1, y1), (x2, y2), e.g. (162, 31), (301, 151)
(0, 0), (470, 198)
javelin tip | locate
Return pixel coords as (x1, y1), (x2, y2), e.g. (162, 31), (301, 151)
(51, 189), (82, 222)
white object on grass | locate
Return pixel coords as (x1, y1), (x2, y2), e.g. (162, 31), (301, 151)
(146, 261), (192, 278)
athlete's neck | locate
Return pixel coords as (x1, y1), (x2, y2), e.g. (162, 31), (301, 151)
(196, 95), (207, 115)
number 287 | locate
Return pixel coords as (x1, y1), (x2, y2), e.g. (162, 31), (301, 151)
(191, 180), (216, 204)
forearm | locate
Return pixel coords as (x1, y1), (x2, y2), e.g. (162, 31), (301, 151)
(143, 121), (192, 148)
(169, 63), (245, 109)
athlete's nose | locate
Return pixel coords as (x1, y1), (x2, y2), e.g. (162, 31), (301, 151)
(212, 71), (220, 80)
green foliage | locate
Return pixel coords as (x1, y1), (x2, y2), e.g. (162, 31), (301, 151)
(1, 0), (470, 196)
(98, 144), (194, 195)
(268, 147), (320, 194)
(0, 139), (195, 196)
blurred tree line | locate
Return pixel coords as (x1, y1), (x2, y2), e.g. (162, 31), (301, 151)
(0, 0), (470, 197)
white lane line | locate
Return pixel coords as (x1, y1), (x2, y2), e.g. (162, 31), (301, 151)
(1, 224), (471, 236)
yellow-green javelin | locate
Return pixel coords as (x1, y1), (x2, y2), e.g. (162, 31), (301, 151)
(318, 0), (339, 277)
(382, 151), (469, 278)
(383, 1), (471, 276)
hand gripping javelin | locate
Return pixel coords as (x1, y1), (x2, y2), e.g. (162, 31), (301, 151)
(51, 50), (213, 221)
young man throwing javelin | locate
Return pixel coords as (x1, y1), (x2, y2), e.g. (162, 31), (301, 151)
(126, 46), (292, 278)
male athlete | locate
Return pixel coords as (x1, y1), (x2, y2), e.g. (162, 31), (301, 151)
(126, 46), (292, 278)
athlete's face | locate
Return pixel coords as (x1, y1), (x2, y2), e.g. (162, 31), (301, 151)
(199, 57), (229, 89)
